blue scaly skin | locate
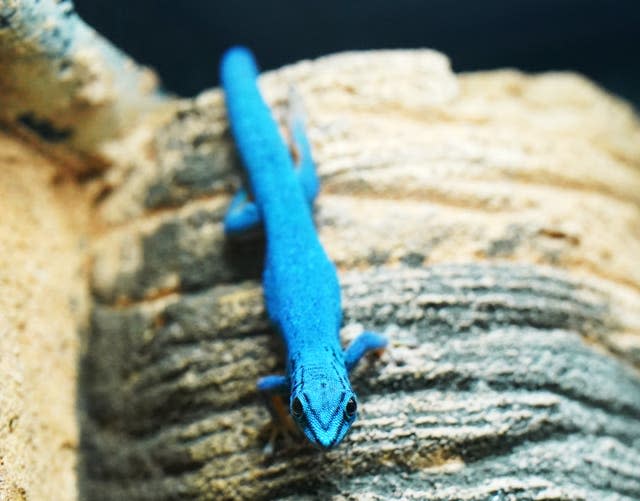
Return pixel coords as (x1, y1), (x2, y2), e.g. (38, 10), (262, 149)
(221, 47), (387, 450)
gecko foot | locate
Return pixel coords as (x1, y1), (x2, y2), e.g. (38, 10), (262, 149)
(223, 188), (262, 238)
(256, 374), (304, 454)
(344, 331), (388, 373)
(261, 394), (303, 455)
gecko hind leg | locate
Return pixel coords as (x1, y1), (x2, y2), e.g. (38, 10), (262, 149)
(224, 134), (320, 238)
(343, 331), (388, 373)
(224, 167), (317, 237)
(287, 86), (320, 204)
(223, 188), (261, 237)
(224, 87), (319, 238)
(256, 374), (300, 454)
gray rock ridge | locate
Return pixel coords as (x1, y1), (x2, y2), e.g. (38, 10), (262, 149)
(82, 263), (640, 500)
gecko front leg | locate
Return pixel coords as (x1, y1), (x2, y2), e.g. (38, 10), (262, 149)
(343, 331), (388, 373)
(256, 374), (301, 453)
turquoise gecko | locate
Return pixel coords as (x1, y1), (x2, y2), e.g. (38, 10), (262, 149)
(221, 46), (387, 449)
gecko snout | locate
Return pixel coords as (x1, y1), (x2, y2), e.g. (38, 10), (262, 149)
(290, 388), (359, 449)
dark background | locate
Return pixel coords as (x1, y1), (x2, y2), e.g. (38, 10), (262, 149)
(75, 0), (639, 108)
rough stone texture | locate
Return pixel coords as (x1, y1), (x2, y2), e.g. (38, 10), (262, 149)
(0, 132), (87, 501)
(81, 50), (640, 500)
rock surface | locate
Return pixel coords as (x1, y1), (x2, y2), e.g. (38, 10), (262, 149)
(79, 50), (640, 499)
(0, 132), (87, 501)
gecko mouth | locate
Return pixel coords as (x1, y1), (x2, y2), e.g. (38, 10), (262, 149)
(305, 418), (350, 450)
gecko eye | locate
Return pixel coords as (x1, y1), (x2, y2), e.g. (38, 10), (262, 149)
(291, 397), (303, 418)
(345, 397), (357, 418)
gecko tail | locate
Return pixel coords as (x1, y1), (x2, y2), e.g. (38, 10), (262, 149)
(220, 45), (259, 85)
(221, 48), (320, 238)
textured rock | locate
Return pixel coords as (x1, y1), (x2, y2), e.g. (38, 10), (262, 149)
(0, 132), (87, 501)
(81, 50), (640, 500)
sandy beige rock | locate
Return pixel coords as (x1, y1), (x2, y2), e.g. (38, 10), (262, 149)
(0, 133), (87, 501)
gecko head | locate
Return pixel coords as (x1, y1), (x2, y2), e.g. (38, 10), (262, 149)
(289, 379), (358, 450)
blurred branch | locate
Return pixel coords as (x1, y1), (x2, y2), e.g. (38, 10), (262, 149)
(0, 0), (166, 173)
